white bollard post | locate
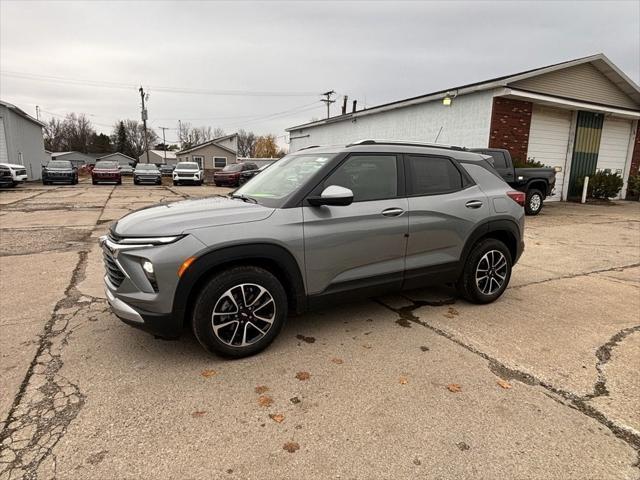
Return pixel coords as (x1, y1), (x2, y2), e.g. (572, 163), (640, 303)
(581, 176), (589, 204)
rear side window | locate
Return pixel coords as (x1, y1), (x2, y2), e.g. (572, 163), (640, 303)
(324, 154), (398, 202)
(407, 155), (462, 195)
(485, 151), (508, 169)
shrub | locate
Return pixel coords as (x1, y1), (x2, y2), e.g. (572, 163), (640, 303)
(627, 174), (640, 199)
(577, 171), (624, 199)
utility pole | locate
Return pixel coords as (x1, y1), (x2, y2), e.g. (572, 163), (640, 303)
(321, 90), (336, 119)
(139, 86), (150, 164)
(158, 126), (168, 163)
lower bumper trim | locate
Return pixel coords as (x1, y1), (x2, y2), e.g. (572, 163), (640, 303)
(105, 288), (144, 324)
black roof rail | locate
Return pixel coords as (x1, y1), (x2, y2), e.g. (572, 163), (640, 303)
(297, 145), (320, 151)
(345, 139), (467, 151)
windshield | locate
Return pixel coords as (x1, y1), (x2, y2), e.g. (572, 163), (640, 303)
(47, 161), (72, 168)
(136, 164), (157, 171)
(234, 154), (333, 207)
(223, 164), (243, 172)
(177, 162), (198, 170)
(95, 161), (118, 169)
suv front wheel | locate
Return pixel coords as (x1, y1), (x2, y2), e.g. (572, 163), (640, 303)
(457, 238), (512, 304)
(192, 266), (288, 357)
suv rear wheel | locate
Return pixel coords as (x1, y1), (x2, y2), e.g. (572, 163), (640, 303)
(457, 238), (512, 304)
(192, 266), (288, 357)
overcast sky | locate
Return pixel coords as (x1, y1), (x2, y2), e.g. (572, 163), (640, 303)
(1, 0), (638, 146)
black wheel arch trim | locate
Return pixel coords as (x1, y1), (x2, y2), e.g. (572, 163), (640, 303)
(460, 218), (523, 270)
(172, 243), (307, 328)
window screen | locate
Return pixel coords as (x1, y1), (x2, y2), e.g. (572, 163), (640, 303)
(325, 155), (397, 202)
(408, 156), (462, 195)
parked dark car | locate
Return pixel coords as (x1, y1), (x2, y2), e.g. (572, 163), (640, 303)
(470, 148), (557, 215)
(239, 162), (273, 185)
(213, 162), (259, 187)
(134, 164), (162, 185)
(42, 160), (78, 185)
(159, 164), (175, 176)
(92, 161), (122, 185)
(0, 165), (14, 188)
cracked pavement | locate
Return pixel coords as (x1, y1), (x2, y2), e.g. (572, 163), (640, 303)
(1, 179), (639, 479)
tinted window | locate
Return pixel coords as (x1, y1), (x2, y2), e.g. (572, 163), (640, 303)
(47, 161), (72, 168)
(95, 161), (118, 169)
(136, 164), (157, 171)
(177, 162), (198, 170)
(325, 155), (397, 202)
(244, 163), (258, 170)
(486, 151), (507, 169)
(223, 164), (242, 172)
(407, 156), (462, 195)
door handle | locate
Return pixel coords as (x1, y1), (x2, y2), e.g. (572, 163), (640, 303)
(381, 207), (405, 217)
(465, 200), (483, 209)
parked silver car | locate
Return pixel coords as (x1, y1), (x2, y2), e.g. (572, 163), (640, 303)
(101, 140), (525, 357)
(134, 164), (162, 185)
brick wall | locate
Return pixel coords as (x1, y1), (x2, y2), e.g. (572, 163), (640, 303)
(488, 97), (533, 165)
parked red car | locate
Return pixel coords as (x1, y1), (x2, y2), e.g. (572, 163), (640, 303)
(92, 160), (122, 185)
(213, 162), (258, 187)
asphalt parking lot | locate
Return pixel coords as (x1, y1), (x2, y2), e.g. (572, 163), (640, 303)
(1, 179), (639, 479)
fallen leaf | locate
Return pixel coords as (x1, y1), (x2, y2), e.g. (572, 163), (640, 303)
(362, 344), (372, 349)
(296, 334), (316, 344)
(497, 379), (512, 390)
(295, 371), (311, 381)
(399, 376), (408, 385)
(269, 413), (285, 423)
(444, 307), (459, 319)
(257, 395), (273, 407)
(191, 410), (207, 418)
(283, 441), (300, 453)
(420, 346), (430, 352)
(254, 385), (269, 394)
(456, 441), (470, 451)
(446, 383), (462, 393)
(200, 369), (217, 378)
(331, 358), (344, 364)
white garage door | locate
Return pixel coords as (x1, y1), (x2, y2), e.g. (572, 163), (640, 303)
(527, 105), (572, 201)
(597, 117), (633, 199)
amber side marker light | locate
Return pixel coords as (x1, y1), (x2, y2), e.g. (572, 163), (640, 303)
(178, 257), (196, 278)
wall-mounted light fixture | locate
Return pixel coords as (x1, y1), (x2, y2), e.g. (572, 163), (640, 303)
(442, 90), (458, 106)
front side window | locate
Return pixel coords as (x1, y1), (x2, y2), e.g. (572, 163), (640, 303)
(324, 155), (397, 202)
(214, 157), (227, 168)
(407, 155), (462, 195)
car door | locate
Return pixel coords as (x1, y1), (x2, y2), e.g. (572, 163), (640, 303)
(404, 154), (489, 288)
(302, 153), (408, 296)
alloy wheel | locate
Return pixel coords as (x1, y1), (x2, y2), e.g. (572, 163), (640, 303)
(211, 283), (276, 347)
(529, 193), (542, 212)
(475, 250), (508, 295)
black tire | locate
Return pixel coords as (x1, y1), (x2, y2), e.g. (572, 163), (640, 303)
(192, 266), (288, 358)
(92, 179), (97, 185)
(117, 179), (122, 185)
(525, 188), (544, 216)
(456, 238), (512, 304)
(173, 181), (178, 186)
(42, 180), (49, 185)
(214, 182), (221, 187)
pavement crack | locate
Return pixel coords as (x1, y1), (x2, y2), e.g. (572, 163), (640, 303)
(511, 262), (640, 289)
(0, 250), (91, 479)
(374, 297), (640, 461)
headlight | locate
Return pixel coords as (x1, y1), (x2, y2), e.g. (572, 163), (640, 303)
(118, 236), (183, 245)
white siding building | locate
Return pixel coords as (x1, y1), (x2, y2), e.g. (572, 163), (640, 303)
(0, 100), (49, 180)
(287, 54), (640, 200)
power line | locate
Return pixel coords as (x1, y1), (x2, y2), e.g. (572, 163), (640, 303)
(1, 70), (320, 97)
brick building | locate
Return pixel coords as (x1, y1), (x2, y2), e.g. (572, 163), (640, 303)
(287, 54), (640, 200)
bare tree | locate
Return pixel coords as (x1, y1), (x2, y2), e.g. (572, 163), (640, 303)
(178, 123), (227, 150)
(213, 127), (226, 138)
(237, 129), (257, 157)
(63, 113), (95, 153)
(121, 119), (157, 159)
(43, 117), (66, 152)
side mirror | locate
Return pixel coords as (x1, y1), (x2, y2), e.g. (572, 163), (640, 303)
(308, 185), (354, 207)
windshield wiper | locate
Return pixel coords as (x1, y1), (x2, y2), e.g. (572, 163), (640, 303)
(230, 193), (258, 204)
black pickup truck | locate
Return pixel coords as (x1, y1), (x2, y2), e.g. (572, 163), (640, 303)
(471, 148), (557, 215)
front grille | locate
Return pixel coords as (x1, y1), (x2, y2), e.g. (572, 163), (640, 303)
(103, 248), (126, 288)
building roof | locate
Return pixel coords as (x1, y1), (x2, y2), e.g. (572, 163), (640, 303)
(97, 152), (137, 162)
(177, 134), (237, 155)
(149, 149), (177, 159)
(51, 151), (94, 158)
(0, 100), (45, 127)
(286, 53), (640, 132)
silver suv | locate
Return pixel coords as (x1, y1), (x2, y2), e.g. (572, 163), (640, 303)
(101, 140), (525, 357)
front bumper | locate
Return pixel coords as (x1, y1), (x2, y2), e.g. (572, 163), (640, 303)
(135, 175), (161, 183)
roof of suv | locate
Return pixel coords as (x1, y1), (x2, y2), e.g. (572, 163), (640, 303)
(293, 140), (490, 162)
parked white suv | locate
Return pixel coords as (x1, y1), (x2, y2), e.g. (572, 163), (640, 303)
(0, 163), (28, 186)
(172, 162), (203, 186)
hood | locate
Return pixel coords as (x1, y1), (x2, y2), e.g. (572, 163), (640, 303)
(113, 196), (274, 236)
